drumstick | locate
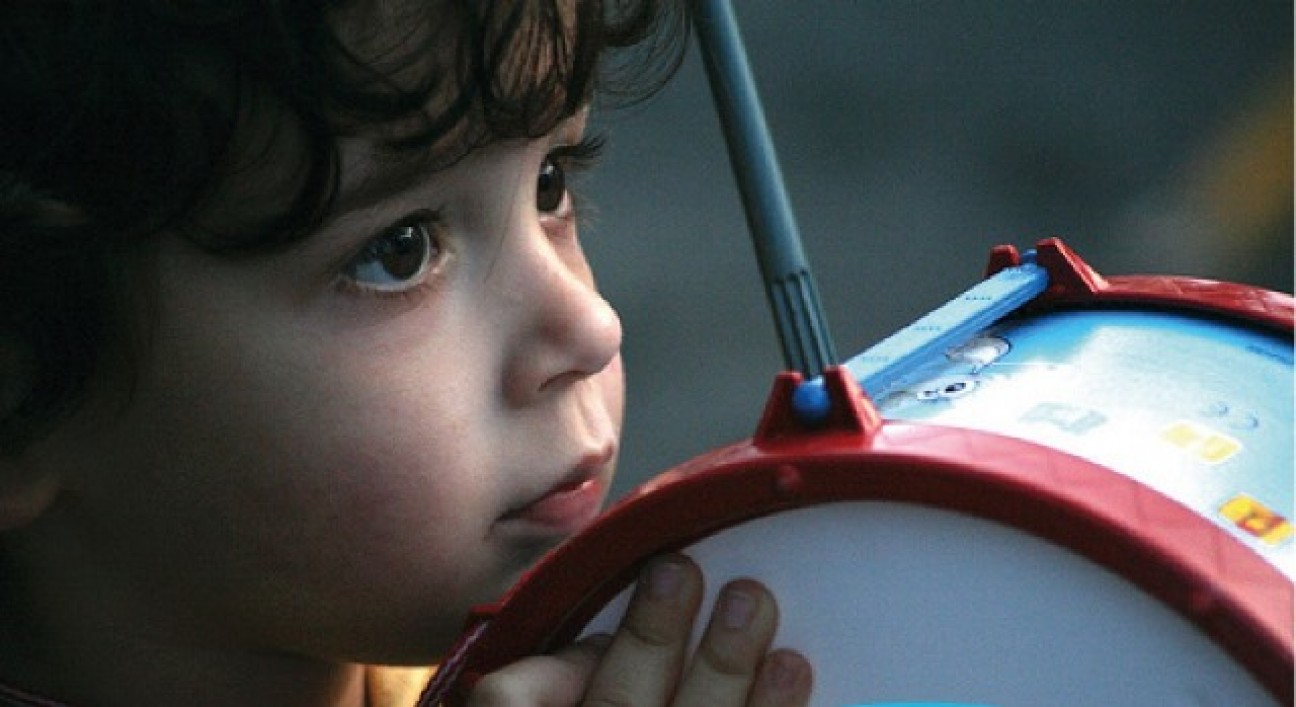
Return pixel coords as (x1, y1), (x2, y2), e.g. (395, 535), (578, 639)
(691, 0), (838, 378)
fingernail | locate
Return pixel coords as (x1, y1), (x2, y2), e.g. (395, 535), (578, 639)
(719, 587), (756, 629)
(763, 652), (805, 692)
(646, 559), (683, 599)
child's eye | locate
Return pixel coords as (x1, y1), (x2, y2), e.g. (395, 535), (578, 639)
(341, 213), (440, 293)
(536, 156), (569, 215)
(538, 135), (604, 218)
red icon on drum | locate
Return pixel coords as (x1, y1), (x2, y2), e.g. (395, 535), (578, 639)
(1219, 494), (1293, 546)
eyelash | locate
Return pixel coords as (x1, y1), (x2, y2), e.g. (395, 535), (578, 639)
(547, 133), (606, 218)
(550, 133), (606, 172)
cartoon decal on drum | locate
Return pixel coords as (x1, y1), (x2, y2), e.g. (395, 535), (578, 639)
(421, 239), (1294, 707)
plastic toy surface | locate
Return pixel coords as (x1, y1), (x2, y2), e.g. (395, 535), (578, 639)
(419, 239), (1294, 707)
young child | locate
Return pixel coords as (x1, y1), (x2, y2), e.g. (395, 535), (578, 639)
(0, 1), (812, 705)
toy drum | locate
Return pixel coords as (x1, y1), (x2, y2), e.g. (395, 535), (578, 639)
(422, 240), (1292, 707)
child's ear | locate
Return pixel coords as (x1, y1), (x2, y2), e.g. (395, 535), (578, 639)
(0, 335), (59, 531)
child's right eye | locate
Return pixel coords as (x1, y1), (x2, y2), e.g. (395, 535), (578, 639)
(340, 211), (441, 295)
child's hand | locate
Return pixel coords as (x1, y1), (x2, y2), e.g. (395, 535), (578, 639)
(466, 554), (812, 706)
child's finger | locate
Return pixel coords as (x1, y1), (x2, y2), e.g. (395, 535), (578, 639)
(580, 554), (704, 705)
(465, 633), (611, 706)
(747, 649), (814, 707)
(670, 579), (806, 707)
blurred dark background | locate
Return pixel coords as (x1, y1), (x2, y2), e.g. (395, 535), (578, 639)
(580, 1), (1293, 498)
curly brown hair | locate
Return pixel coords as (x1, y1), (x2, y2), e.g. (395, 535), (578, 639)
(0, 0), (687, 452)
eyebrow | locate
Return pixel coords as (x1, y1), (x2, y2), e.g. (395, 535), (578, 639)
(331, 133), (469, 219)
(330, 104), (588, 220)
(333, 154), (424, 217)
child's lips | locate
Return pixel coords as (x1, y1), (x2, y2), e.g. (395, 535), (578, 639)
(498, 447), (614, 536)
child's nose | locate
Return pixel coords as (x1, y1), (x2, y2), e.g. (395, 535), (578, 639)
(503, 244), (623, 404)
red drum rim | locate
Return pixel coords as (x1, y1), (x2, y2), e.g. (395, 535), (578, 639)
(988, 238), (1294, 333)
(429, 369), (1293, 705)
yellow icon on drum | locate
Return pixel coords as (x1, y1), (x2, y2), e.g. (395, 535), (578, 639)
(1159, 420), (1242, 464)
(1219, 495), (1293, 546)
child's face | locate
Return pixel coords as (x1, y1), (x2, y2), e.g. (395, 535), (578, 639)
(35, 112), (624, 663)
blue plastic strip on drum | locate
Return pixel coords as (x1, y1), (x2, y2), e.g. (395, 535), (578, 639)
(792, 254), (1051, 423)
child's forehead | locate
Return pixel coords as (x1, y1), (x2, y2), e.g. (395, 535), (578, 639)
(333, 106), (587, 220)
(189, 0), (591, 244)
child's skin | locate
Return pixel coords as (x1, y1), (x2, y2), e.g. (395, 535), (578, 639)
(0, 2), (811, 705)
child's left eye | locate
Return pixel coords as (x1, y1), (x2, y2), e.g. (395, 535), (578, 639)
(536, 155), (570, 215)
(538, 136), (604, 218)
(342, 214), (440, 293)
